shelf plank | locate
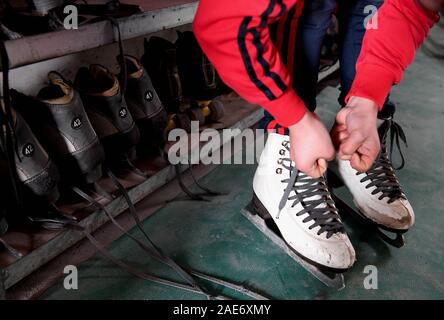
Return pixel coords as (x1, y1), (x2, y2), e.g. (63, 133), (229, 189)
(3, 1), (198, 69)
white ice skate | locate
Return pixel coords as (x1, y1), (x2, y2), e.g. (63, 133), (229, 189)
(329, 118), (414, 247)
(242, 133), (356, 289)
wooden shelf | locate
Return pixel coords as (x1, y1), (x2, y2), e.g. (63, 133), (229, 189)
(0, 96), (263, 294)
(2, 0), (198, 70)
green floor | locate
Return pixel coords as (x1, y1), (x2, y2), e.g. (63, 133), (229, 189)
(42, 50), (444, 300)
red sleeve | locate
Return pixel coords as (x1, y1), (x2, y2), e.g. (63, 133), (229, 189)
(346, 0), (439, 109)
(193, 0), (307, 127)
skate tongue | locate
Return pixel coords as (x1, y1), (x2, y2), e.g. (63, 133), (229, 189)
(47, 71), (71, 95)
(121, 55), (143, 79)
(88, 64), (120, 97)
(38, 71), (74, 104)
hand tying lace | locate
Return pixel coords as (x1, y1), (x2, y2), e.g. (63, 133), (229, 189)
(356, 119), (408, 204)
(277, 141), (344, 239)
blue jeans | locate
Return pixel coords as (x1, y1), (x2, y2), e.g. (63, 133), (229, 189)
(262, 0), (393, 131)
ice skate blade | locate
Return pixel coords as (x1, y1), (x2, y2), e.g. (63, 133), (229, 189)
(241, 204), (346, 290)
(326, 169), (407, 248)
(330, 192), (406, 248)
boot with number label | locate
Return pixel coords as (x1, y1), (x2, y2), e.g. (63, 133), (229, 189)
(175, 31), (225, 125)
(120, 55), (168, 156)
(1, 100), (60, 202)
(11, 72), (105, 185)
(142, 36), (202, 132)
(75, 64), (140, 162)
(0, 98), (76, 235)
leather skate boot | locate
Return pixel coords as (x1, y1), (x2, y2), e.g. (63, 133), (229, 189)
(334, 115), (414, 232)
(120, 55), (168, 156)
(142, 36), (183, 114)
(75, 64), (140, 162)
(176, 31), (222, 100)
(252, 133), (356, 271)
(0, 101), (60, 203)
(11, 72), (105, 185)
(142, 37), (200, 131)
(176, 31), (225, 124)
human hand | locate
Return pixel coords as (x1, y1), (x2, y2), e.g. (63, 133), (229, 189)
(331, 96), (380, 172)
(289, 111), (335, 178)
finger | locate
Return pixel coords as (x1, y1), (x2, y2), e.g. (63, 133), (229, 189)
(335, 107), (349, 126)
(303, 162), (322, 178)
(304, 158), (328, 178)
(331, 125), (348, 139)
(336, 124), (347, 132)
(331, 127), (349, 150)
(339, 153), (352, 160)
(336, 130), (349, 143)
(331, 125), (347, 137)
(331, 123), (345, 133)
(317, 158), (328, 175)
(350, 152), (372, 172)
(340, 130), (365, 156)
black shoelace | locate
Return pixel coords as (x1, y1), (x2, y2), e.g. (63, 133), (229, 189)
(72, 172), (268, 300)
(0, 39), (23, 212)
(277, 142), (344, 239)
(356, 120), (407, 204)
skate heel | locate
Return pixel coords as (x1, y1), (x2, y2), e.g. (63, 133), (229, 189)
(245, 193), (282, 238)
(248, 193), (272, 220)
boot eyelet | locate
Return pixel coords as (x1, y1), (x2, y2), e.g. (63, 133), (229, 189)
(282, 141), (289, 147)
(276, 168), (282, 174)
(277, 158), (283, 165)
(279, 149), (285, 156)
